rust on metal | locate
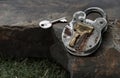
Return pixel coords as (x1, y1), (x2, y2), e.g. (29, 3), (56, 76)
(65, 27), (72, 36)
(69, 22), (94, 48)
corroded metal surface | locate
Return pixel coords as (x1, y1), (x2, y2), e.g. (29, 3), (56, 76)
(0, 0), (120, 78)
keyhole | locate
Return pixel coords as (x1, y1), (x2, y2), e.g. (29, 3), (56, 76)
(100, 21), (103, 24)
(41, 24), (44, 26)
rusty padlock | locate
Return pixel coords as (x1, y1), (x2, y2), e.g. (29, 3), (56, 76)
(62, 7), (108, 56)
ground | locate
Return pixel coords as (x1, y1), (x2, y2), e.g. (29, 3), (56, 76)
(0, 58), (67, 78)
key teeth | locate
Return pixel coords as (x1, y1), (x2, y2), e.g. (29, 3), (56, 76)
(60, 19), (67, 23)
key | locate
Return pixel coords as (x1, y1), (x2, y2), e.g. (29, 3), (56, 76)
(69, 23), (94, 47)
(74, 33), (88, 51)
(39, 17), (67, 29)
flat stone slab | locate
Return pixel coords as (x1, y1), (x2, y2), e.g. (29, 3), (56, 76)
(0, 0), (120, 78)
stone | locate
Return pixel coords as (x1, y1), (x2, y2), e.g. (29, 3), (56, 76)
(0, 0), (120, 78)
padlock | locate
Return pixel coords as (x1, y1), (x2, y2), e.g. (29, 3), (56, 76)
(62, 7), (108, 56)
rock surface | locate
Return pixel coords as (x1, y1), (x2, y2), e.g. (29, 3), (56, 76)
(0, 0), (120, 78)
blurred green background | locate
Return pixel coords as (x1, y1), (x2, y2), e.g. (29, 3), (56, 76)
(0, 58), (67, 78)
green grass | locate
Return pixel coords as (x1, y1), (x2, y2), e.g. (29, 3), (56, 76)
(0, 58), (67, 78)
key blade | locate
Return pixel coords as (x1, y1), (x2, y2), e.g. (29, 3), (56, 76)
(74, 34), (88, 51)
(51, 17), (67, 23)
(60, 18), (67, 22)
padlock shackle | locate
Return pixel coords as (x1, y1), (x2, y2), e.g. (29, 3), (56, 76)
(84, 7), (106, 19)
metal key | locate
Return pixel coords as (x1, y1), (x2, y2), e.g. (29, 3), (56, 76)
(69, 23), (94, 47)
(39, 17), (67, 29)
